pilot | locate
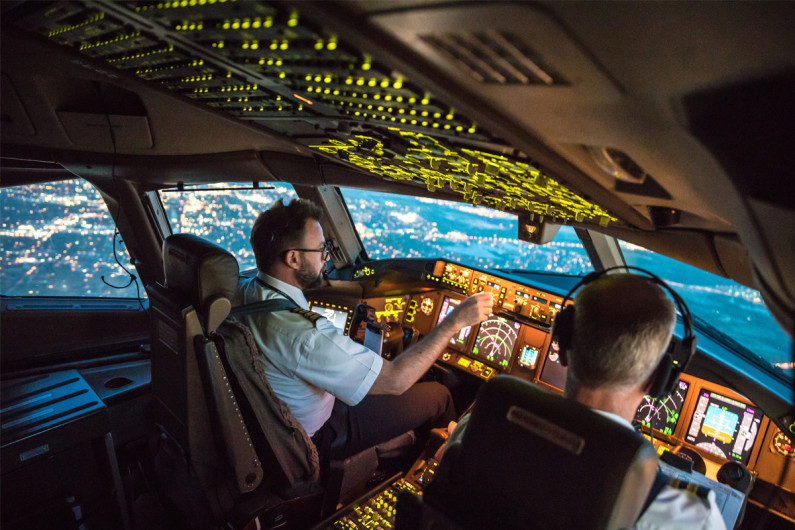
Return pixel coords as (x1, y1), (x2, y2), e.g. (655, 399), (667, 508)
(450, 274), (726, 529)
(240, 197), (492, 465)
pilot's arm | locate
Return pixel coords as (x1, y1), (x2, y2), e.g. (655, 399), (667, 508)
(369, 292), (492, 395)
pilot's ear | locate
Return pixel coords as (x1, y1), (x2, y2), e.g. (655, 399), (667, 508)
(282, 249), (300, 269)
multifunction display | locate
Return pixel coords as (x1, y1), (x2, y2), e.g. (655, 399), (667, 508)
(437, 296), (472, 350)
(685, 390), (764, 465)
(634, 379), (690, 435)
(472, 316), (522, 368)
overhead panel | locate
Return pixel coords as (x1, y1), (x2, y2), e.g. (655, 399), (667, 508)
(5, 0), (618, 227)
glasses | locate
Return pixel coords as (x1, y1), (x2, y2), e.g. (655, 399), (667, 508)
(283, 241), (332, 261)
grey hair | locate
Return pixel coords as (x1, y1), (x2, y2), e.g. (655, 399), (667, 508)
(567, 274), (676, 392)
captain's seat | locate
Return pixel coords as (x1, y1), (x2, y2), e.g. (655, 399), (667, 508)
(147, 234), (411, 528)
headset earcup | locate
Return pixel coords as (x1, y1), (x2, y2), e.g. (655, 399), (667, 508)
(552, 306), (575, 354)
(647, 353), (674, 399)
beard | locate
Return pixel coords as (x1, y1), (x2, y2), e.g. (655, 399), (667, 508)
(296, 257), (323, 290)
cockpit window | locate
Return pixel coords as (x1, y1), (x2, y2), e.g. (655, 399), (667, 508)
(1, 179), (141, 298)
(340, 188), (593, 276)
(619, 240), (792, 379)
(159, 183), (297, 271)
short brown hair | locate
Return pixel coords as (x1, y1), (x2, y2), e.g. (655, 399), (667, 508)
(250, 198), (324, 272)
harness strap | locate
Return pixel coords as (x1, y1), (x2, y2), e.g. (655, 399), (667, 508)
(638, 469), (669, 521)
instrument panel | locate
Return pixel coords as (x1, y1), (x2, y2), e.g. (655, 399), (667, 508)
(434, 261), (565, 327)
(325, 259), (787, 482)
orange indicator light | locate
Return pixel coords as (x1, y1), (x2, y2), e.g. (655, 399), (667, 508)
(293, 94), (314, 105)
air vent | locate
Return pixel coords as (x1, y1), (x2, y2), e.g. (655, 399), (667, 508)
(422, 30), (563, 85)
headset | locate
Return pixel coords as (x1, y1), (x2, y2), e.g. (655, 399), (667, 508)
(550, 266), (697, 399)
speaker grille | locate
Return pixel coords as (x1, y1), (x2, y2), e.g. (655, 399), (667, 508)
(422, 30), (564, 86)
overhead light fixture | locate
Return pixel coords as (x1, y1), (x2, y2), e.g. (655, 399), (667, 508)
(587, 146), (649, 184)
(517, 214), (561, 244)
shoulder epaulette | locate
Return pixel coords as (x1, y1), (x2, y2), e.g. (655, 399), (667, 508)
(290, 307), (324, 327)
(668, 477), (711, 500)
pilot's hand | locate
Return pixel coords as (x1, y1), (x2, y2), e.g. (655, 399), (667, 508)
(449, 292), (493, 328)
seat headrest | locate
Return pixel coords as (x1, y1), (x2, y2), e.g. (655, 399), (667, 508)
(425, 375), (658, 529)
(163, 234), (240, 313)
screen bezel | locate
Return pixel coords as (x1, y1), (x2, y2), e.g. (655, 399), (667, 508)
(436, 296), (473, 353)
(684, 387), (765, 466)
(470, 314), (522, 369)
(308, 303), (352, 335)
(537, 340), (567, 391)
(634, 378), (691, 436)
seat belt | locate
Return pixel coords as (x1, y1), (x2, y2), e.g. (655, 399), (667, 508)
(228, 298), (297, 318)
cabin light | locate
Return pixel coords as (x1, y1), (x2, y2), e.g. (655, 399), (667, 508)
(587, 146), (648, 184)
(648, 206), (681, 227)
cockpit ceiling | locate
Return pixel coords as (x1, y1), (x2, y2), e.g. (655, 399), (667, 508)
(5, 0), (619, 227)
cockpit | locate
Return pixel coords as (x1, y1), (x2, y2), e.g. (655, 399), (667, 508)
(2, 1), (794, 529)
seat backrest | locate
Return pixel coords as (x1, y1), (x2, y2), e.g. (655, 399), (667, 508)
(404, 375), (659, 530)
(147, 234), (266, 514)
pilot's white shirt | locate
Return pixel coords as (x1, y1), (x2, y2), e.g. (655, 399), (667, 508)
(594, 410), (727, 530)
(238, 272), (383, 437)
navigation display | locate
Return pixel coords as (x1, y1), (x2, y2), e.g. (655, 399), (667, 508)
(310, 305), (350, 335)
(634, 379), (690, 435)
(685, 390), (764, 465)
(538, 341), (568, 390)
(472, 316), (522, 368)
(436, 296), (472, 350)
